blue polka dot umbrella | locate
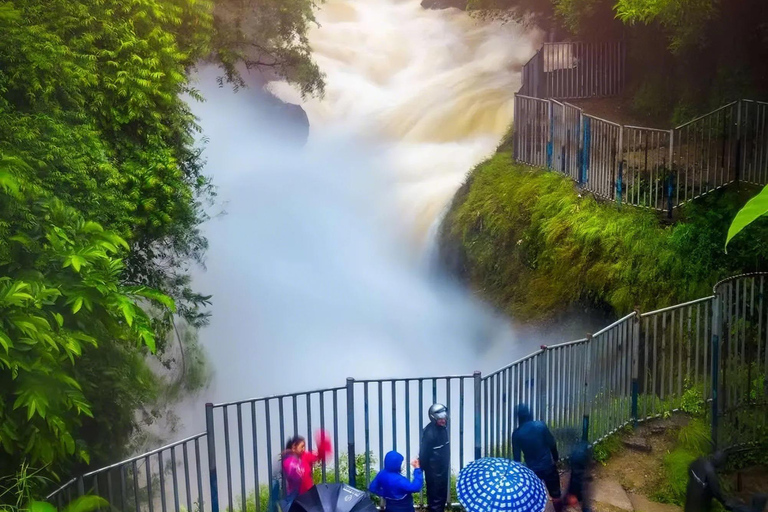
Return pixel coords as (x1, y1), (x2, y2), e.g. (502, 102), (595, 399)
(457, 458), (548, 512)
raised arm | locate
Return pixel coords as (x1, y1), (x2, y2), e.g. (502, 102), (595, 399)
(401, 468), (424, 493)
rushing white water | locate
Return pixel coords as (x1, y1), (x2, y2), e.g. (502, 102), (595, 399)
(185, 0), (546, 410)
(270, 0), (542, 249)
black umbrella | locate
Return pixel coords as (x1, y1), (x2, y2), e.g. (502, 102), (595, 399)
(288, 483), (377, 512)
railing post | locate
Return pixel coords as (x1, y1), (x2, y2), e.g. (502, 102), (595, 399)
(547, 100), (554, 169)
(581, 116), (590, 185)
(473, 371), (482, 460)
(539, 346), (550, 424)
(669, 129), (675, 210)
(735, 100), (743, 184)
(616, 126), (623, 202)
(582, 334), (592, 442)
(346, 378), (356, 487)
(512, 97), (519, 161)
(631, 308), (641, 426)
(205, 403), (220, 512)
(711, 295), (722, 448)
(666, 170), (674, 219)
(617, 159), (624, 206)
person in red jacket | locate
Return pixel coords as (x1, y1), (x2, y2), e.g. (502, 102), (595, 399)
(280, 431), (332, 508)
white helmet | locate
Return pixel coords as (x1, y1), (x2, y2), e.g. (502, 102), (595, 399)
(428, 403), (448, 423)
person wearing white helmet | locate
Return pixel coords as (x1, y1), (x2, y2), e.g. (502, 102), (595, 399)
(419, 403), (450, 512)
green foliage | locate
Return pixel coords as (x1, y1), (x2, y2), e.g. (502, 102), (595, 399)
(652, 418), (712, 505)
(0, 0), (325, 486)
(726, 184), (768, 250)
(651, 447), (698, 505)
(677, 417), (711, 453)
(441, 151), (768, 321)
(211, 0), (325, 97)
(0, 463), (48, 510)
(680, 386), (705, 416)
(552, 0), (614, 35)
(28, 497), (107, 512)
(0, 167), (173, 473)
(311, 453), (378, 492)
(592, 433), (623, 465)
(630, 76), (675, 123)
(614, 0), (717, 51)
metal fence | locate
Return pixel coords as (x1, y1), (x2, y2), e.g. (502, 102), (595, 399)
(513, 97), (768, 214)
(48, 274), (768, 511)
(713, 274), (768, 449)
(519, 42), (625, 100)
(49, 433), (210, 512)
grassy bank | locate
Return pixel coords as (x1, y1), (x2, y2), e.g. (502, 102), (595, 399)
(439, 150), (768, 322)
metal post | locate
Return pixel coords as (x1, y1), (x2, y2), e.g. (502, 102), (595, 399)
(205, 403), (220, 512)
(669, 129), (675, 207)
(473, 371), (482, 460)
(617, 160), (624, 206)
(346, 378), (356, 487)
(538, 346), (549, 423)
(582, 334), (592, 442)
(631, 309), (641, 426)
(711, 296), (722, 447)
(547, 100), (554, 169)
(736, 100), (743, 183)
(513, 97), (519, 161)
(666, 170), (674, 219)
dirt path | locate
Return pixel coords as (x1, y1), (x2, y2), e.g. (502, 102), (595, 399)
(552, 416), (768, 512)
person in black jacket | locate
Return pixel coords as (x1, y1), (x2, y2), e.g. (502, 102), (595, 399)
(565, 440), (592, 512)
(512, 404), (562, 512)
(419, 403), (450, 512)
(685, 452), (734, 512)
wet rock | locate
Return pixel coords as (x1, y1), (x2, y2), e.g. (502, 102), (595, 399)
(420, 0), (466, 10)
(623, 436), (652, 453)
(592, 479), (634, 511)
(274, 101), (309, 146)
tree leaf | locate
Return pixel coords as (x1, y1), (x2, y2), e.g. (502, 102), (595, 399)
(0, 330), (12, 353)
(64, 496), (109, 512)
(29, 501), (57, 512)
(726, 184), (768, 251)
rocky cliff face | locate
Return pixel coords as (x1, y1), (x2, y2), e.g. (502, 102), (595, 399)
(420, 0), (466, 10)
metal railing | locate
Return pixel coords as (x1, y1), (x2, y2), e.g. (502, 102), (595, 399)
(49, 273), (768, 511)
(520, 42), (625, 100)
(514, 40), (768, 214)
(49, 433), (209, 512)
(513, 96), (768, 214)
(713, 274), (768, 449)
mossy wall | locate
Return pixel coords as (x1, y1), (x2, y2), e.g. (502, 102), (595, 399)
(439, 151), (768, 322)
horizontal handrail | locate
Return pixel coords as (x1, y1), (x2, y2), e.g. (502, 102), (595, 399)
(640, 296), (716, 317)
(353, 374), (474, 384)
(484, 349), (545, 379)
(212, 387), (345, 408)
(674, 100), (739, 129)
(713, 271), (768, 293)
(592, 312), (636, 337)
(624, 125), (672, 133)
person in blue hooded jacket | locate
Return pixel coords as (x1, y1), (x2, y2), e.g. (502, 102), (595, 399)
(369, 451), (424, 512)
(512, 403), (562, 512)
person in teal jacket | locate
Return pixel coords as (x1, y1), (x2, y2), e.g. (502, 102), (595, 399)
(369, 451), (424, 512)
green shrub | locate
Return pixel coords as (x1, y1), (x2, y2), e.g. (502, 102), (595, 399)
(441, 152), (768, 322)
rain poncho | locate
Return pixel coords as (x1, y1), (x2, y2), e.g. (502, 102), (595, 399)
(369, 451), (423, 512)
